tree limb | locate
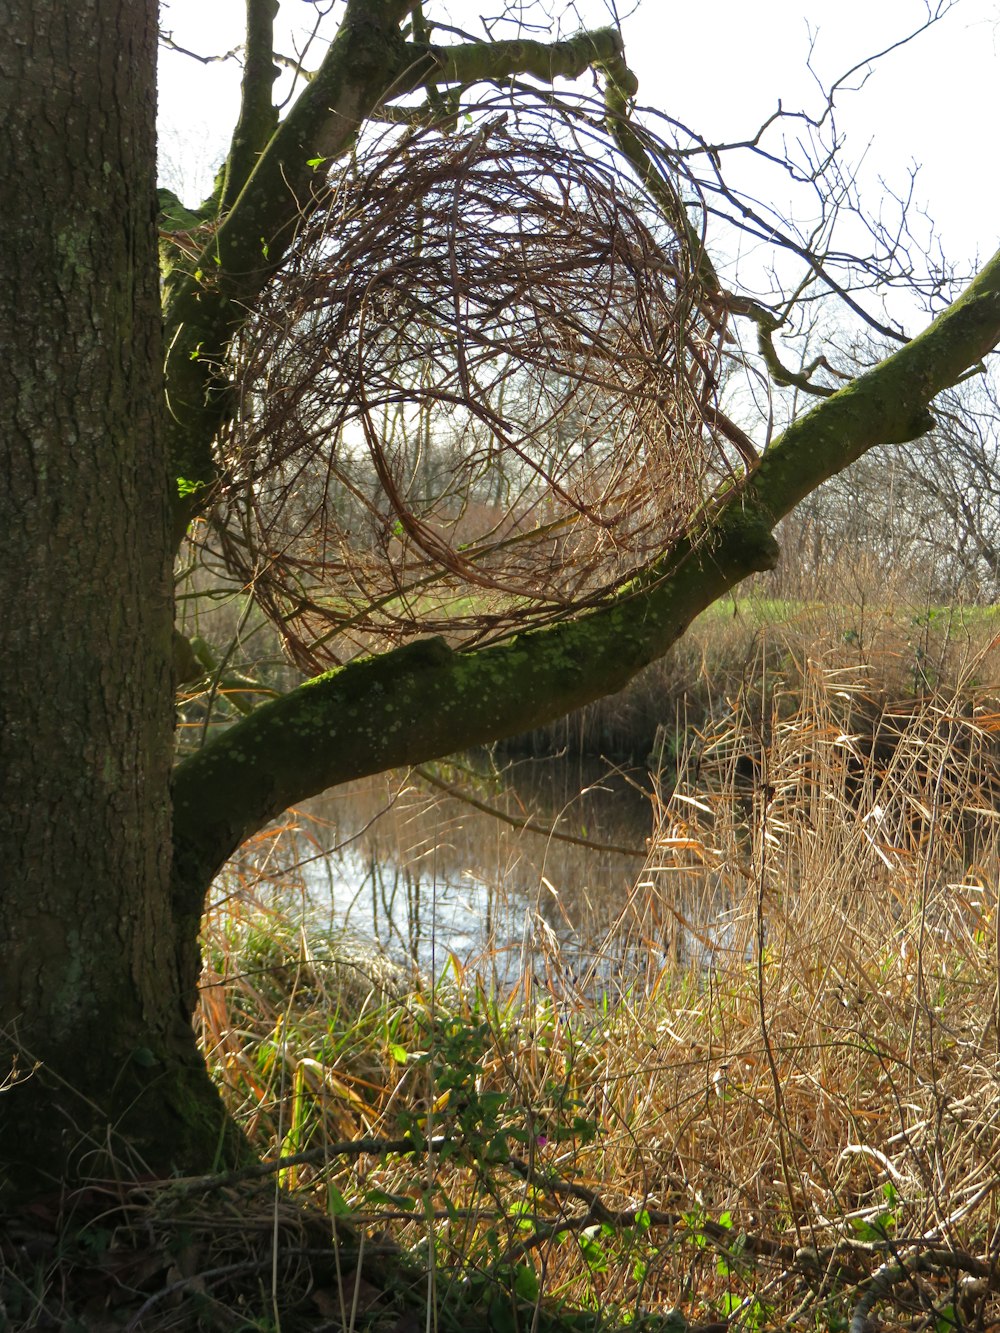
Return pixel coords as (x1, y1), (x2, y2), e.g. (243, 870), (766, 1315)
(160, 15), (644, 543)
(162, 0), (414, 534)
(171, 246), (1000, 909)
(753, 247), (1000, 517)
(218, 0), (280, 215)
(392, 27), (635, 99)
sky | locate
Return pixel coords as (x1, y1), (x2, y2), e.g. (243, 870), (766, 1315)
(157, 0), (999, 308)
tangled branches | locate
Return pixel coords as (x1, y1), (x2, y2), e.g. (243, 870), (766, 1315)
(215, 113), (738, 670)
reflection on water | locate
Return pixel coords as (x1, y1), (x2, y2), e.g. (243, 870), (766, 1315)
(217, 685), (1000, 998)
(266, 752), (655, 981)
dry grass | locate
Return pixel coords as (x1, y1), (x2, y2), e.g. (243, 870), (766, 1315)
(10, 620), (1000, 1330)
(508, 568), (1000, 762)
(178, 645), (1000, 1330)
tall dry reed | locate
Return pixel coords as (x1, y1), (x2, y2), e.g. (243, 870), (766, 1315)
(191, 652), (1000, 1329)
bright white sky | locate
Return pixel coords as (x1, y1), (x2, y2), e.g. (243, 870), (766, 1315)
(158, 0), (999, 299)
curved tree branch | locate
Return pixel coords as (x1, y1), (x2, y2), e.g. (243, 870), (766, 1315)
(398, 27), (634, 98)
(162, 1), (413, 527)
(171, 245), (1000, 910)
(172, 508), (777, 912)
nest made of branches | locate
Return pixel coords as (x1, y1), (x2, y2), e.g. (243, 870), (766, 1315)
(214, 109), (736, 671)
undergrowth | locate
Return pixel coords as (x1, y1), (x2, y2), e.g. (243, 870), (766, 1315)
(183, 646), (1000, 1331)
(10, 618), (1000, 1330)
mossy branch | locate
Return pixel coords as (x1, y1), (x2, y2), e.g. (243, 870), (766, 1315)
(171, 247), (1000, 907)
(755, 318), (837, 397)
(162, 2), (413, 538)
(171, 508), (778, 907)
(218, 0), (280, 215)
(406, 27), (634, 95)
(752, 246), (1000, 518)
(601, 88), (720, 298)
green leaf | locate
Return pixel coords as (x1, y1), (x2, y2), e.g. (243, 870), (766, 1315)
(78, 1226), (112, 1256)
(683, 1210), (708, 1248)
(176, 476), (206, 499)
(488, 1299), (516, 1333)
(850, 1212), (895, 1242)
(326, 1183), (353, 1216)
(513, 1263), (539, 1301)
(364, 1188), (416, 1211)
(486, 1130), (510, 1160)
(579, 1237), (607, 1271)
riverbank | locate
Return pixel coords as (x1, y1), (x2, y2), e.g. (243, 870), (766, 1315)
(501, 589), (1000, 762)
(180, 634), (1000, 1329)
(10, 609), (1000, 1329)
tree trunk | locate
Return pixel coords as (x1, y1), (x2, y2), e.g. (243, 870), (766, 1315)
(0, 1), (238, 1198)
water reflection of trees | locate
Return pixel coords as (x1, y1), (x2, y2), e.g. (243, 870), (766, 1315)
(220, 755), (653, 977)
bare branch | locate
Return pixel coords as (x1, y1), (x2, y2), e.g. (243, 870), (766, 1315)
(159, 32), (242, 65)
(216, 115), (729, 667)
(160, 17), (658, 549)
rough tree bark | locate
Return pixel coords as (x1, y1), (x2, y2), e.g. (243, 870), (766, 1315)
(0, 0), (240, 1193)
